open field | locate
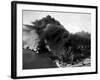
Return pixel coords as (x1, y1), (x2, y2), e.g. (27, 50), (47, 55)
(23, 48), (91, 69)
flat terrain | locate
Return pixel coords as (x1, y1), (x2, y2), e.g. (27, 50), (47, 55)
(23, 49), (91, 69)
(23, 49), (57, 69)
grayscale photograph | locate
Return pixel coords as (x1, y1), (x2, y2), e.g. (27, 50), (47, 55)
(11, 2), (97, 79)
(22, 11), (91, 69)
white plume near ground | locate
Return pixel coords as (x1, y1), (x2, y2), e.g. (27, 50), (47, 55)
(23, 26), (40, 51)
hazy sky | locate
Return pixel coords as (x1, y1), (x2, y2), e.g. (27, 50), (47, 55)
(23, 10), (91, 33)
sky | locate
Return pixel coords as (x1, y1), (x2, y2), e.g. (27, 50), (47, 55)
(22, 10), (91, 49)
(23, 10), (91, 33)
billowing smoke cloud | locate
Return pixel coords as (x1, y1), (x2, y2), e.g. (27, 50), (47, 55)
(23, 26), (40, 51)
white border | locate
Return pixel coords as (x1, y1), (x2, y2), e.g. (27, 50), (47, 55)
(17, 3), (96, 77)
